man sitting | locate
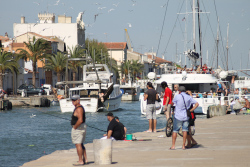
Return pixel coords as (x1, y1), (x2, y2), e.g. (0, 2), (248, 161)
(102, 112), (124, 140)
(115, 116), (127, 140)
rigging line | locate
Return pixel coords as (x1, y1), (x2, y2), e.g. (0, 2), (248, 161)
(163, 0), (185, 55)
(34, 108), (106, 132)
(201, 0), (216, 41)
(156, 0), (170, 57)
(213, 0), (227, 69)
(177, 16), (185, 40)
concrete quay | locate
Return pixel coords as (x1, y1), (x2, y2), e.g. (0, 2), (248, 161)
(22, 114), (250, 167)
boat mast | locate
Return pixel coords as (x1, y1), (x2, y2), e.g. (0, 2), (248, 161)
(216, 18), (219, 69)
(192, 0), (196, 53)
(197, 0), (202, 66)
(226, 23), (229, 71)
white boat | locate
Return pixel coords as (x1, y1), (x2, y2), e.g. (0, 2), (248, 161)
(140, 70), (220, 115)
(120, 83), (140, 101)
(59, 64), (122, 113)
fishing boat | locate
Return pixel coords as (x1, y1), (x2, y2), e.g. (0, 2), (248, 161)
(58, 62), (122, 113)
(120, 81), (140, 101)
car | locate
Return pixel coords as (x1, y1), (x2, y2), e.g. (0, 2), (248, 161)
(17, 84), (45, 95)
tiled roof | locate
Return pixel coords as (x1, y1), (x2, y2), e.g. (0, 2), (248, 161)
(103, 42), (127, 50)
(147, 55), (171, 64)
(16, 32), (58, 42)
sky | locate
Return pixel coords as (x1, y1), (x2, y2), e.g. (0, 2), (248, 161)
(1, 0), (250, 75)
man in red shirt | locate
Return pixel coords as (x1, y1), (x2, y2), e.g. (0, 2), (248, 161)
(161, 81), (172, 121)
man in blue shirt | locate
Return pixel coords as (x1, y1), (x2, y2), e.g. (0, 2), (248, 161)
(170, 86), (199, 150)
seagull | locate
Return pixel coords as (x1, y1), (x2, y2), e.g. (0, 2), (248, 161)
(113, 3), (119, 7)
(30, 114), (36, 118)
(128, 10), (133, 12)
(94, 13), (102, 22)
(127, 23), (132, 28)
(33, 2), (40, 5)
(160, 4), (166, 8)
(54, 0), (60, 5)
(98, 7), (106, 10)
(94, 2), (100, 5)
(108, 9), (115, 13)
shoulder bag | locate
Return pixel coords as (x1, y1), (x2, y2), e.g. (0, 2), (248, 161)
(181, 94), (196, 126)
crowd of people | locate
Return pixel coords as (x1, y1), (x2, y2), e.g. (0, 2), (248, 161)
(181, 64), (213, 74)
(144, 81), (199, 150)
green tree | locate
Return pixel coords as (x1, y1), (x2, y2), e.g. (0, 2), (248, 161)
(85, 38), (119, 82)
(130, 59), (144, 80)
(0, 51), (19, 89)
(43, 52), (68, 82)
(17, 36), (51, 86)
(85, 38), (109, 64)
(68, 46), (85, 87)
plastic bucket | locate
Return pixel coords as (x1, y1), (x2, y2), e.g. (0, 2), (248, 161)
(126, 134), (132, 140)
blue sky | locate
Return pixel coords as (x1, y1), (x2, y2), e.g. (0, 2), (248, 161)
(1, 0), (250, 74)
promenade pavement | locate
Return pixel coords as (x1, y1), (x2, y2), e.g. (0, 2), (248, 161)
(22, 114), (250, 167)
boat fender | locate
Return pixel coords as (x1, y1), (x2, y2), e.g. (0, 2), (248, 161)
(120, 89), (124, 94)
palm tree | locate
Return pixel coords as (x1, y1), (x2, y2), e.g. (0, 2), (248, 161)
(68, 46), (85, 87)
(0, 51), (19, 89)
(17, 36), (51, 86)
(43, 52), (68, 82)
(130, 59), (144, 80)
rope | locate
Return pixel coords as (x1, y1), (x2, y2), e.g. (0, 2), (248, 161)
(163, 0), (185, 55)
(34, 108), (106, 132)
(156, 0), (170, 57)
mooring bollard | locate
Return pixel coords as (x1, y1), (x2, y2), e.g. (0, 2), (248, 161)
(93, 139), (112, 165)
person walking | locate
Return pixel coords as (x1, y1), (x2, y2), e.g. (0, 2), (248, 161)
(70, 95), (87, 165)
(161, 81), (172, 121)
(144, 82), (159, 132)
(170, 86), (199, 150)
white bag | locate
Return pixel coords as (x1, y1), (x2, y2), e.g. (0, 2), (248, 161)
(155, 101), (161, 110)
(233, 100), (242, 110)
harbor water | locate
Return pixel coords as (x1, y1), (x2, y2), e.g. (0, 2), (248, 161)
(0, 101), (205, 167)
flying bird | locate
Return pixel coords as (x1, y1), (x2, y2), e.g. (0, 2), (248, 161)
(128, 10), (133, 12)
(54, 0), (60, 5)
(113, 3), (119, 7)
(98, 7), (106, 10)
(94, 13), (102, 22)
(160, 4), (166, 8)
(30, 114), (36, 118)
(108, 9), (115, 13)
(33, 2), (40, 5)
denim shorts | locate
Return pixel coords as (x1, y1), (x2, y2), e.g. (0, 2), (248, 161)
(173, 117), (189, 133)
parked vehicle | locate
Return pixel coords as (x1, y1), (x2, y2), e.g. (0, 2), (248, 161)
(17, 84), (45, 95)
(41, 84), (52, 94)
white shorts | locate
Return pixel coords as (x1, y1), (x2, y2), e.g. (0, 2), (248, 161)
(71, 123), (87, 144)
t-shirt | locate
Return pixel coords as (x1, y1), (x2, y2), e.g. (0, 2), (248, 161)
(172, 92), (197, 121)
(163, 87), (172, 105)
(117, 122), (125, 139)
(145, 89), (157, 104)
(107, 118), (123, 140)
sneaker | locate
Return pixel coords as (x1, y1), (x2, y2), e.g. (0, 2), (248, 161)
(231, 112), (236, 114)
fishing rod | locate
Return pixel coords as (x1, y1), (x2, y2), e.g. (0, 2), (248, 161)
(33, 108), (106, 132)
